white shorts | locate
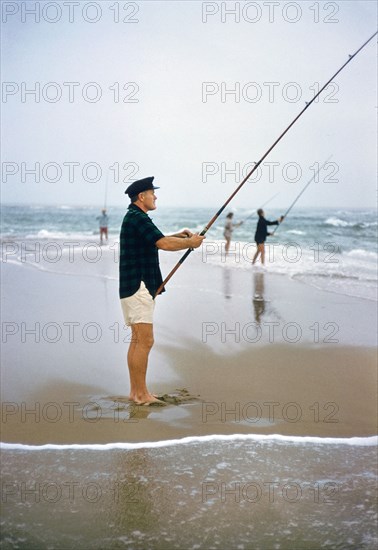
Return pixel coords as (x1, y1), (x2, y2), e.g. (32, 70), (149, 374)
(120, 281), (155, 326)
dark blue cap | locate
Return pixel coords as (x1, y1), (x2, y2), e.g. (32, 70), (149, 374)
(125, 176), (159, 198)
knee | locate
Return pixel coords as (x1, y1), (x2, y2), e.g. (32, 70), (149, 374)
(131, 326), (154, 349)
(136, 334), (154, 350)
(145, 335), (154, 349)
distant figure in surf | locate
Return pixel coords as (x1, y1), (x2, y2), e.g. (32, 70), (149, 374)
(97, 209), (109, 245)
(119, 177), (205, 406)
(252, 209), (284, 266)
(223, 212), (243, 255)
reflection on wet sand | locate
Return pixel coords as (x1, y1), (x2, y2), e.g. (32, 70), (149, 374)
(223, 267), (267, 323)
(106, 396), (155, 420)
(253, 271), (266, 323)
(222, 267), (232, 299)
(109, 448), (179, 536)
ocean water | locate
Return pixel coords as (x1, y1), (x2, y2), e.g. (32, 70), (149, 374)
(1, 436), (377, 549)
(1, 204), (377, 301)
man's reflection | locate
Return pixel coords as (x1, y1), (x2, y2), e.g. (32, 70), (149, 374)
(252, 271), (266, 323)
(223, 267), (232, 299)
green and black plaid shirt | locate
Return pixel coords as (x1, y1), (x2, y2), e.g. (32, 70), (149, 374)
(119, 203), (165, 299)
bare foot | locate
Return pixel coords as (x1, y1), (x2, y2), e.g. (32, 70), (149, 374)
(134, 396), (166, 406)
(129, 393), (159, 401)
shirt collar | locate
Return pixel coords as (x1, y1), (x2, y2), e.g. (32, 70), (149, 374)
(128, 203), (147, 215)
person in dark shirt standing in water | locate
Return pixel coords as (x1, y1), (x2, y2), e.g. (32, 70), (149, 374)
(119, 177), (205, 405)
(252, 208), (284, 266)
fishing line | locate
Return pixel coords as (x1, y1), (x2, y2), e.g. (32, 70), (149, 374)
(156, 31), (377, 296)
(271, 156), (333, 235)
(243, 192), (280, 223)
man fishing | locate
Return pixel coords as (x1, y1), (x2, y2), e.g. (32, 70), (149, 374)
(97, 209), (109, 245)
(252, 209), (284, 266)
(119, 177), (205, 405)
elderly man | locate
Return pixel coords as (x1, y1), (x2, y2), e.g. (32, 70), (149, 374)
(119, 176), (205, 405)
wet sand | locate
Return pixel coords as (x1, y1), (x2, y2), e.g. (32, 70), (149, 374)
(1, 247), (377, 444)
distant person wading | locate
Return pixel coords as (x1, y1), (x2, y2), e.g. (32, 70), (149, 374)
(97, 209), (109, 245)
(223, 212), (243, 255)
(252, 209), (284, 266)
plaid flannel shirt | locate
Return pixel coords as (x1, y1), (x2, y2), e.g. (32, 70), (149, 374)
(119, 203), (165, 299)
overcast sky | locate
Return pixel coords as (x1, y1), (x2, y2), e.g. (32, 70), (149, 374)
(1, 0), (377, 209)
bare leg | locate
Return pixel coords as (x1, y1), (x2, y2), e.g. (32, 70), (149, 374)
(252, 245), (260, 264)
(225, 237), (231, 254)
(252, 244), (265, 265)
(260, 243), (265, 265)
(127, 323), (162, 405)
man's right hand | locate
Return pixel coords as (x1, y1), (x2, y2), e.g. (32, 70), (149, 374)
(189, 234), (205, 248)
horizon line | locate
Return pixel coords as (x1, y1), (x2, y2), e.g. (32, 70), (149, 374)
(1, 202), (376, 210)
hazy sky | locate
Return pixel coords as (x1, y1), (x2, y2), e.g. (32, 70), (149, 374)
(1, 0), (377, 209)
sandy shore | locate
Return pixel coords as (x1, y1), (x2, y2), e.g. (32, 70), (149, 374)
(1, 244), (376, 444)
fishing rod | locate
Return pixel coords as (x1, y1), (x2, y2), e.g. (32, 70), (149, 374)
(155, 30), (377, 297)
(243, 192), (280, 222)
(103, 169), (109, 210)
(271, 156), (332, 236)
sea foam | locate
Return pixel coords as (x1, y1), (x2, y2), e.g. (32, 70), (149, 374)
(1, 434), (377, 452)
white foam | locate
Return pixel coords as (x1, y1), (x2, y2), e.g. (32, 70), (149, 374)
(201, 238), (377, 301)
(345, 249), (378, 260)
(324, 217), (377, 230)
(1, 434), (377, 452)
(25, 229), (97, 240)
(325, 217), (349, 227)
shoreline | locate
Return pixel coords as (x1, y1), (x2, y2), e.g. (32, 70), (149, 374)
(1, 258), (377, 445)
(2, 433), (378, 451)
(1, 234), (377, 303)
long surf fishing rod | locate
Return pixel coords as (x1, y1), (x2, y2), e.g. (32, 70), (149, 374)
(271, 156), (332, 236)
(103, 169), (109, 210)
(243, 192), (280, 222)
(155, 30), (377, 297)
